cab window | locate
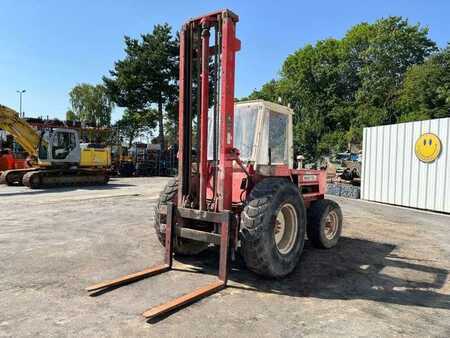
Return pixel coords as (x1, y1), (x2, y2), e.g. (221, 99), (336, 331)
(52, 132), (76, 160)
(268, 111), (288, 164)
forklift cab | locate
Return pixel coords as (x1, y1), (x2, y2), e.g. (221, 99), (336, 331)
(209, 100), (294, 168)
(38, 128), (81, 166)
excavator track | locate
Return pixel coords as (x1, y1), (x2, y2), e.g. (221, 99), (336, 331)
(22, 169), (109, 189)
(0, 168), (37, 186)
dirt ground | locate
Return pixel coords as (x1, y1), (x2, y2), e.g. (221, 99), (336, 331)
(0, 177), (449, 337)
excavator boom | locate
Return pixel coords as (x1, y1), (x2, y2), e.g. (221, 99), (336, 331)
(0, 104), (42, 157)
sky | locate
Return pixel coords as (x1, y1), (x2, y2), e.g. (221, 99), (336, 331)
(1, 0), (449, 122)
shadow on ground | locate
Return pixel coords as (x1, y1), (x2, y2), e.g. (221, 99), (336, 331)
(0, 182), (135, 197)
(175, 237), (450, 310)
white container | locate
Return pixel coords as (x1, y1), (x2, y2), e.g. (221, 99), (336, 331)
(361, 117), (450, 213)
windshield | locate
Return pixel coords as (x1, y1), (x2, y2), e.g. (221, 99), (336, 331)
(207, 105), (259, 161)
(233, 104), (258, 161)
(52, 132), (77, 160)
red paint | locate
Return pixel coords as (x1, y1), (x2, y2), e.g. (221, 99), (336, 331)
(0, 152), (28, 172)
(14, 158), (28, 169)
(0, 152), (15, 171)
(217, 14), (240, 212)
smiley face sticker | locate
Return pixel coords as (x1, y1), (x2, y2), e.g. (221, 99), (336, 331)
(415, 133), (442, 163)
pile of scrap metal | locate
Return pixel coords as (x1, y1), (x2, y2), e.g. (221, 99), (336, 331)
(314, 152), (362, 199)
(110, 144), (135, 177)
(324, 152), (362, 186)
(113, 143), (178, 177)
(339, 167), (360, 185)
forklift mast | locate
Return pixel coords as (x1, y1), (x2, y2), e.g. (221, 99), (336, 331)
(178, 9), (240, 212)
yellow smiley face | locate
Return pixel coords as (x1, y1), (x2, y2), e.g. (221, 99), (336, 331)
(415, 133), (442, 163)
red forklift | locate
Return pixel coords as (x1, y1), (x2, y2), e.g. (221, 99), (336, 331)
(87, 9), (343, 320)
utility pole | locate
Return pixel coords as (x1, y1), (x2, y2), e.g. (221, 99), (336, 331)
(16, 89), (26, 117)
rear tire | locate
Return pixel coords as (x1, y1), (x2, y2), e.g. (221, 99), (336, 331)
(307, 199), (342, 249)
(153, 178), (209, 255)
(240, 178), (306, 278)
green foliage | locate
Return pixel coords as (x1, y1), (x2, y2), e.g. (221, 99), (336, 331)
(397, 46), (450, 121)
(241, 80), (282, 102)
(104, 24), (178, 150)
(115, 109), (156, 147)
(317, 131), (348, 156)
(66, 109), (76, 121)
(397, 111), (432, 123)
(246, 16), (438, 160)
(69, 84), (113, 127)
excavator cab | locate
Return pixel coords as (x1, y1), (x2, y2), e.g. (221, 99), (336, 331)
(37, 129), (81, 166)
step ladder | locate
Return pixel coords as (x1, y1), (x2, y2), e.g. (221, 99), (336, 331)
(86, 202), (232, 320)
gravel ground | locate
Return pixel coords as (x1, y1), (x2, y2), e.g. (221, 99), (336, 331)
(0, 177), (449, 337)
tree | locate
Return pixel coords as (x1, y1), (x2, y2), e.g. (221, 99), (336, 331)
(163, 99), (179, 146)
(280, 39), (350, 158)
(241, 80), (283, 103)
(397, 46), (450, 122)
(104, 24), (178, 150)
(351, 17), (436, 126)
(246, 17), (437, 161)
(69, 84), (113, 127)
(66, 109), (77, 121)
(115, 109), (156, 148)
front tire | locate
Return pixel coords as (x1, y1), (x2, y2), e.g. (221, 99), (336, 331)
(240, 178), (306, 278)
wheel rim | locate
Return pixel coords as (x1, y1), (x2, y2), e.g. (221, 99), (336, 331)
(324, 210), (339, 240)
(274, 203), (298, 255)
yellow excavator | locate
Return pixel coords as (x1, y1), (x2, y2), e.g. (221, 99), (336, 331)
(0, 104), (111, 189)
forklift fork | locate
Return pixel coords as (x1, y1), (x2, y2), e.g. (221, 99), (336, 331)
(86, 202), (232, 320)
